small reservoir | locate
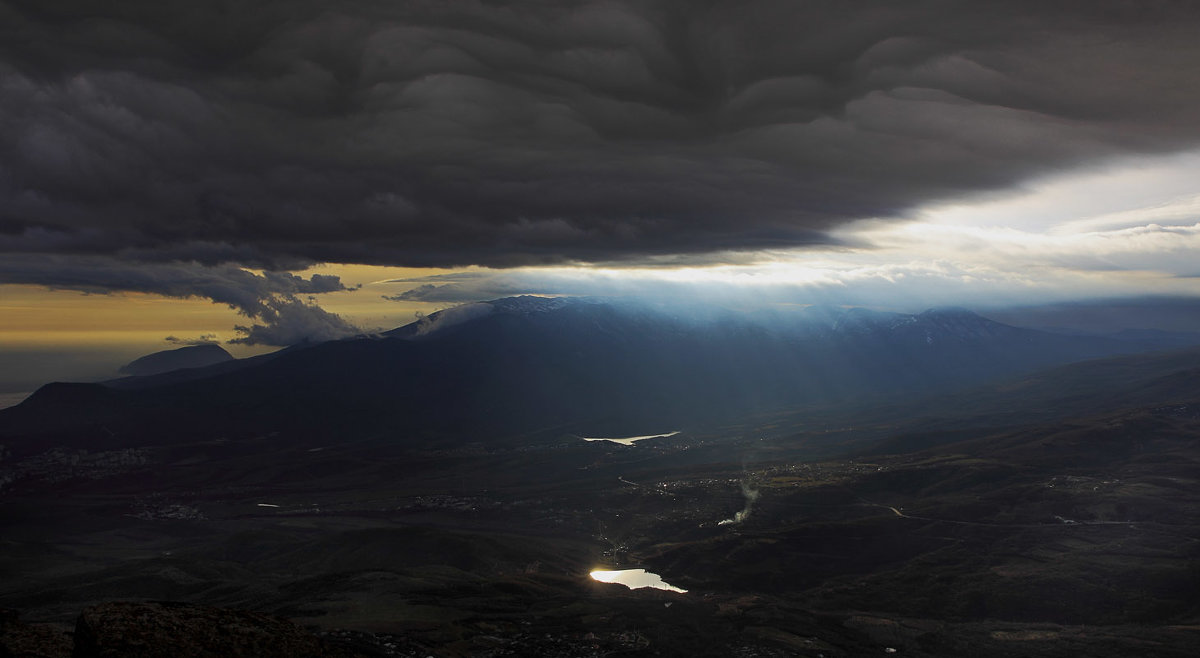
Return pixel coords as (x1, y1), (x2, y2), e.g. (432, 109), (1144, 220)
(580, 431), (680, 446)
(589, 568), (687, 593)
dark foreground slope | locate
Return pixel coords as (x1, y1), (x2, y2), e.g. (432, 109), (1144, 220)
(1, 334), (1199, 656)
(0, 297), (1157, 455)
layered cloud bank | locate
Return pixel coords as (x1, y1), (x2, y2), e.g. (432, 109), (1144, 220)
(6, 1), (1200, 267)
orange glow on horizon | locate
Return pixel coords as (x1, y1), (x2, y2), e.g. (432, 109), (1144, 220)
(0, 264), (466, 353)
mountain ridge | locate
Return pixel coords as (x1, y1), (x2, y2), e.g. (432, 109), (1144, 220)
(117, 343), (234, 377)
(0, 297), (1176, 453)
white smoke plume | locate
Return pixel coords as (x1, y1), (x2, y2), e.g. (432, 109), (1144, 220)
(719, 480), (761, 526)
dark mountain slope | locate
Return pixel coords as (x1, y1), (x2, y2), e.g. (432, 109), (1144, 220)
(881, 346), (1200, 436)
(0, 297), (1161, 452)
(848, 344), (1200, 459)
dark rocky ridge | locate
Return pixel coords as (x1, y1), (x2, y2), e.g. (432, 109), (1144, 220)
(0, 603), (362, 658)
(0, 608), (72, 658)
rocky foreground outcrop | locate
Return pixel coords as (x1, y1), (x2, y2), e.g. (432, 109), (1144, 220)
(0, 608), (72, 658)
(1, 603), (363, 658)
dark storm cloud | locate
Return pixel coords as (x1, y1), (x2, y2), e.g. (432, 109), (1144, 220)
(4, 0), (1200, 270)
(0, 253), (361, 344)
(228, 295), (360, 346)
(164, 334), (219, 346)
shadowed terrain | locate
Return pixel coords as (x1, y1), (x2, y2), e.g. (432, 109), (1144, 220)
(1, 299), (1198, 656)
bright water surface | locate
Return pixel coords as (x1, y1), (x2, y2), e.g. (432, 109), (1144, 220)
(589, 568), (687, 593)
(580, 431), (680, 446)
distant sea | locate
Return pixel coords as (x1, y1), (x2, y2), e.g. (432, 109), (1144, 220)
(0, 391), (29, 410)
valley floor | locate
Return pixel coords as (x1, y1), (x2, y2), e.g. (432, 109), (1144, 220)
(3, 401), (1200, 656)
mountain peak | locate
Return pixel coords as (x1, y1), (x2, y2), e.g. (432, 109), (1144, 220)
(485, 296), (572, 314)
(918, 306), (981, 319)
(118, 344), (234, 377)
(385, 296), (583, 339)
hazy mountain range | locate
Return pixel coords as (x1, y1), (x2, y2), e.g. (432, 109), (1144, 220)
(2, 297), (1192, 453)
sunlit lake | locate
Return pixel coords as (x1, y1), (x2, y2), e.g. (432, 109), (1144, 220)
(580, 431), (680, 445)
(589, 568), (687, 593)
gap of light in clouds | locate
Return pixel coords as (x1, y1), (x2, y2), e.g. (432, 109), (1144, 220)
(387, 150), (1200, 311)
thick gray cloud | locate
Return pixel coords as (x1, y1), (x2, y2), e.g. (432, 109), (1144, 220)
(0, 253), (360, 344)
(4, 1), (1200, 268)
(164, 334), (219, 346)
(229, 295), (360, 345)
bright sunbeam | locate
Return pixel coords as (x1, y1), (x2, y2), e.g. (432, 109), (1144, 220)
(914, 150), (1200, 232)
(454, 150), (1200, 310)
